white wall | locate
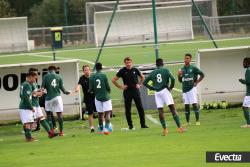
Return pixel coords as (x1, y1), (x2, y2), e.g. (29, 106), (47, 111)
(196, 46), (250, 103)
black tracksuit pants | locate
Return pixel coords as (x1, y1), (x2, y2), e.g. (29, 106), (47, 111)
(123, 88), (146, 128)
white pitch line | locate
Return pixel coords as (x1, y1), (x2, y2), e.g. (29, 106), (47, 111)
(30, 54), (96, 65)
(146, 114), (160, 125)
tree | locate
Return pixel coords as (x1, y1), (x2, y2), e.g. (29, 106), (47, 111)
(0, 0), (16, 17)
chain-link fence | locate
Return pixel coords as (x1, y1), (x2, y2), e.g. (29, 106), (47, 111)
(27, 14), (250, 50)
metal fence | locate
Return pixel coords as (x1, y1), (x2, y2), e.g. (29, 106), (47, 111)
(28, 14), (250, 50)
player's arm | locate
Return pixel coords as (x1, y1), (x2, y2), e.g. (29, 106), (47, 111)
(168, 71), (175, 90)
(112, 75), (124, 90)
(194, 67), (205, 86)
(88, 76), (94, 93)
(143, 74), (155, 91)
(74, 84), (81, 92)
(239, 70), (250, 85)
(22, 85), (34, 111)
(137, 69), (145, 87)
(59, 78), (70, 95)
(178, 69), (183, 83)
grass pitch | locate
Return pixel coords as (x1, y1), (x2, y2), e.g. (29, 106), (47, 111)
(0, 108), (249, 167)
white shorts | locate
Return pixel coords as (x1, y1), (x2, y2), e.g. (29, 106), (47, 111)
(182, 87), (198, 104)
(45, 96), (63, 112)
(19, 109), (35, 124)
(243, 96), (250, 107)
(34, 106), (44, 119)
(95, 98), (112, 113)
(155, 88), (174, 108)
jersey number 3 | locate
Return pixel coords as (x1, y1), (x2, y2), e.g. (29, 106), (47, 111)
(96, 79), (101, 88)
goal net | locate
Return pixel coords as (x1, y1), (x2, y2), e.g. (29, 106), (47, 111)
(196, 46), (250, 104)
(94, 5), (193, 46)
(0, 17), (29, 53)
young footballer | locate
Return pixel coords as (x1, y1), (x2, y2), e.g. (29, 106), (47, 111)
(239, 57), (250, 128)
(89, 63), (112, 134)
(178, 54), (204, 126)
(19, 72), (38, 142)
(42, 66), (71, 136)
(75, 65), (96, 133)
(143, 58), (185, 135)
(29, 68), (58, 138)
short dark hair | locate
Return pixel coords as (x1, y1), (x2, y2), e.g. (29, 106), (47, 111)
(156, 58), (164, 67)
(124, 56), (132, 63)
(26, 71), (37, 77)
(95, 62), (102, 71)
(244, 57), (250, 66)
(48, 65), (57, 71)
(82, 65), (90, 70)
(185, 53), (192, 58)
(28, 67), (38, 73)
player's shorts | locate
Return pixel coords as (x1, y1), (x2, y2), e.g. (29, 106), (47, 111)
(155, 88), (174, 108)
(182, 87), (198, 104)
(84, 100), (96, 115)
(95, 98), (112, 113)
(45, 96), (63, 112)
(34, 106), (44, 119)
(19, 109), (35, 124)
(243, 96), (250, 107)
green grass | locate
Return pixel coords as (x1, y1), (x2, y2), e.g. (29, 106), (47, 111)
(0, 108), (249, 167)
(0, 38), (249, 102)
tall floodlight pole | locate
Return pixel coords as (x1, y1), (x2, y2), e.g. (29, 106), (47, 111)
(64, 0), (69, 42)
(152, 0), (159, 60)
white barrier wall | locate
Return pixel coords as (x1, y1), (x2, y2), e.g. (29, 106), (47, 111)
(196, 46), (250, 104)
(0, 60), (80, 121)
(0, 17), (29, 53)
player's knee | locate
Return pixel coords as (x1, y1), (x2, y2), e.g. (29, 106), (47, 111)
(185, 104), (190, 111)
(192, 103), (199, 111)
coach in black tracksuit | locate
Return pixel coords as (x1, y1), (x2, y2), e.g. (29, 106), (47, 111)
(112, 57), (149, 129)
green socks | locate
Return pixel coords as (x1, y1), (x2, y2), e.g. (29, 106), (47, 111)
(160, 119), (166, 129)
(46, 112), (54, 129)
(185, 111), (190, 123)
(243, 108), (250, 125)
(173, 115), (181, 128)
(58, 117), (63, 132)
(194, 109), (200, 122)
(25, 128), (31, 139)
(40, 119), (51, 133)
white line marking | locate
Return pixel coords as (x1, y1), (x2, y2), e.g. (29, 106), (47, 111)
(146, 114), (160, 125)
(30, 54), (96, 65)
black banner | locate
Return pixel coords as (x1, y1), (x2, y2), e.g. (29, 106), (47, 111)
(206, 152), (250, 163)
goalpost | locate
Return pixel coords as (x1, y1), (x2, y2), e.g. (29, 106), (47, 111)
(0, 17), (29, 53)
(196, 46), (250, 104)
(94, 5), (193, 46)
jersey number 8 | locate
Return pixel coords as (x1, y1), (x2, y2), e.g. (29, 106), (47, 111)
(157, 74), (162, 83)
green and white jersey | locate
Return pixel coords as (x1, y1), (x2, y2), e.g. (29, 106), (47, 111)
(89, 71), (111, 102)
(31, 83), (40, 107)
(179, 65), (204, 93)
(240, 67), (250, 96)
(42, 71), (67, 101)
(19, 81), (33, 110)
(143, 67), (175, 92)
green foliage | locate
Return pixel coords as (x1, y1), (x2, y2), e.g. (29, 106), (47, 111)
(0, 0), (16, 17)
(29, 0), (86, 27)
